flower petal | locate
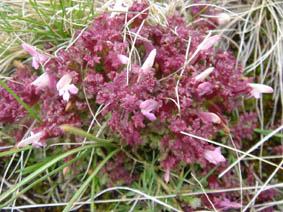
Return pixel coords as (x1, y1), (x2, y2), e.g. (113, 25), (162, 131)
(164, 169), (170, 183)
(68, 84), (79, 94)
(63, 91), (71, 102)
(204, 147), (226, 165)
(141, 49), (156, 74)
(22, 43), (37, 57)
(199, 35), (220, 50)
(17, 131), (44, 148)
(139, 99), (158, 112)
(22, 43), (47, 69)
(31, 73), (50, 89)
(32, 57), (40, 69)
(56, 74), (73, 91)
(248, 83), (273, 99)
(200, 112), (221, 124)
(219, 198), (242, 210)
(195, 67), (214, 81)
(142, 112), (156, 121)
(118, 54), (130, 64)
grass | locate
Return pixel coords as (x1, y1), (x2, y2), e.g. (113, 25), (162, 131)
(0, 0), (283, 211)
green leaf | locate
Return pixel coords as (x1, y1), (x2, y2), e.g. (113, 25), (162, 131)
(60, 125), (114, 143)
(0, 146), (33, 158)
(254, 128), (283, 139)
(0, 149), (91, 208)
(17, 156), (57, 175)
(63, 148), (120, 212)
(0, 144), (111, 208)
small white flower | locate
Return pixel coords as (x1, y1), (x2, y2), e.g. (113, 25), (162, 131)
(248, 83), (273, 99)
(56, 74), (79, 101)
(17, 131), (44, 148)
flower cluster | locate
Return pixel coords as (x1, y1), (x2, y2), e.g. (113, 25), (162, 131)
(0, 1), (275, 210)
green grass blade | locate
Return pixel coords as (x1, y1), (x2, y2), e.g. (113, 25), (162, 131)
(254, 128), (283, 139)
(0, 144), (110, 206)
(0, 149), (91, 208)
(63, 148), (120, 212)
(61, 124), (114, 143)
(0, 146), (33, 158)
(0, 79), (41, 123)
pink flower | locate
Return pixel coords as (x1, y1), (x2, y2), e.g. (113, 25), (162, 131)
(199, 112), (221, 124)
(216, 13), (231, 25)
(16, 131), (44, 148)
(31, 73), (50, 89)
(199, 35), (221, 50)
(141, 49), (156, 74)
(195, 67), (214, 81)
(22, 43), (47, 69)
(139, 99), (158, 121)
(248, 83), (273, 99)
(204, 147), (225, 165)
(197, 82), (213, 96)
(118, 49), (157, 74)
(219, 198), (242, 210)
(56, 74), (79, 102)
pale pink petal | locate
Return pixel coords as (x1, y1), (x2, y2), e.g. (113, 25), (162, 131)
(139, 99), (158, 121)
(140, 99), (158, 112)
(204, 147), (226, 165)
(216, 13), (231, 25)
(22, 43), (47, 69)
(32, 57), (40, 69)
(141, 49), (156, 74)
(68, 84), (79, 94)
(22, 43), (37, 57)
(143, 112), (156, 121)
(248, 83), (273, 99)
(63, 91), (71, 102)
(200, 112), (221, 124)
(57, 74), (79, 101)
(17, 131), (44, 148)
(197, 82), (213, 96)
(195, 67), (214, 81)
(31, 73), (50, 89)
(56, 74), (72, 91)
(118, 54), (129, 64)
(219, 198), (242, 210)
(200, 35), (221, 50)
(164, 169), (170, 183)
